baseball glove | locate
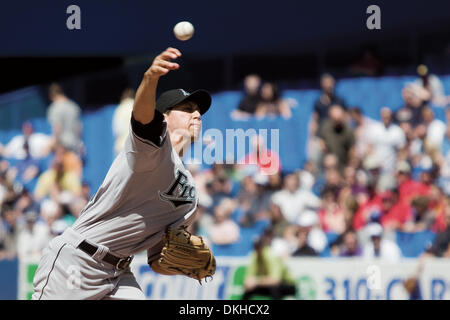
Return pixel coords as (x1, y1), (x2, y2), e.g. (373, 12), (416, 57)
(150, 226), (216, 284)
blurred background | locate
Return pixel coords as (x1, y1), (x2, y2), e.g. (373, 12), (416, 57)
(0, 0), (450, 300)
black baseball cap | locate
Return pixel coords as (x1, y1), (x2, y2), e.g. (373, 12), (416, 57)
(156, 88), (212, 115)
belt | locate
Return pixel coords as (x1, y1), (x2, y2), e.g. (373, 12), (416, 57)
(78, 240), (133, 271)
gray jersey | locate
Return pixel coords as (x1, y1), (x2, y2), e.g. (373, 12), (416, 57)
(71, 111), (198, 262)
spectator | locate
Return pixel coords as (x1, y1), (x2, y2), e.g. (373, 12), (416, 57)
(209, 198), (240, 246)
(80, 182), (91, 202)
(339, 229), (363, 257)
(404, 196), (436, 232)
(313, 153), (339, 194)
(185, 162), (212, 204)
(307, 113), (323, 166)
(7, 141), (41, 192)
(207, 173), (232, 210)
(231, 74), (262, 119)
(414, 64), (448, 107)
(271, 172), (320, 224)
(291, 225), (318, 257)
(254, 82), (292, 119)
(379, 190), (413, 231)
(14, 189), (37, 216)
(0, 121), (53, 160)
(347, 107), (378, 162)
(47, 83), (84, 155)
(437, 119), (450, 194)
(318, 186), (346, 234)
(323, 168), (344, 196)
(330, 229), (363, 257)
(341, 195), (360, 232)
(267, 202), (290, 239)
(298, 163), (317, 192)
(292, 210), (327, 256)
(313, 73), (347, 127)
(16, 210), (50, 260)
(39, 199), (63, 234)
(414, 158), (438, 191)
(369, 107), (406, 175)
(0, 163), (17, 207)
(187, 199), (213, 244)
(53, 143), (83, 178)
(409, 125), (430, 175)
(240, 135), (282, 176)
(266, 171), (283, 196)
(394, 84), (427, 129)
(352, 179), (383, 231)
(318, 105), (355, 169)
(425, 202), (450, 257)
(427, 185), (448, 232)
(270, 224), (299, 258)
(362, 223), (402, 262)
(0, 204), (17, 260)
(33, 150), (82, 201)
(50, 219), (70, 237)
(343, 165), (368, 203)
(242, 230), (296, 300)
(0, 202), (21, 259)
(113, 88), (135, 155)
(396, 161), (430, 206)
(422, 107), (446, 151)
(235, 172), (272, 227)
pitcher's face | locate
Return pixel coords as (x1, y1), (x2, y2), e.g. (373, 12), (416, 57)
(165, 101), (202, 142)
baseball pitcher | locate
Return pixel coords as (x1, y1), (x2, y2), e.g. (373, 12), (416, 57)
(32, 47), (216, 300)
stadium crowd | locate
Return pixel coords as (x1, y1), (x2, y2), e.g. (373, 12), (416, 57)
(1, 66), (450, 267)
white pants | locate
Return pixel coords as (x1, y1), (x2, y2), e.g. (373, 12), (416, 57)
(32, 228), (145, 300)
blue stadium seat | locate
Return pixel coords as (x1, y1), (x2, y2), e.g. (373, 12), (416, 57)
(395, 230), (436, 258)
(320, 232), (340, 257)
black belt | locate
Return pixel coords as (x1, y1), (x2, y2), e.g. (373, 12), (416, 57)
(78, 241), (133, 270)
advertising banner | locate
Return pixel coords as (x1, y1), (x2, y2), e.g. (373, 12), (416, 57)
(18, 255), (450, 300)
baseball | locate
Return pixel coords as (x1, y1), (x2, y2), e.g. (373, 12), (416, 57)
(173, 21), (194, 41)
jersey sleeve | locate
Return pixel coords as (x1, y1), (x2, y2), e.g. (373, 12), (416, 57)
(147, 239), (164, 264)
(124, 110), (169, 172)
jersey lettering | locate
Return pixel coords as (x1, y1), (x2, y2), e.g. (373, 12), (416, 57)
(159, 170), (196, 208)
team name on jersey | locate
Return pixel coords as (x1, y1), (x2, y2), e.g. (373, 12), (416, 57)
(159, 169), (196, 208)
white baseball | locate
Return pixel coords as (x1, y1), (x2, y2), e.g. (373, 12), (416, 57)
(173, 21), (194, 41)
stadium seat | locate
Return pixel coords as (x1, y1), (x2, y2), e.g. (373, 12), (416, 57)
(395, 230), (436, 258)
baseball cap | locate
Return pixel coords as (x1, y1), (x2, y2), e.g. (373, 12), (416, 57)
(396, 161), (411, 174)
(366, 223), (383, 238)
(156, 88), (212, 115)
(363, 154), (381, 171)
(252, 172), (269, 186)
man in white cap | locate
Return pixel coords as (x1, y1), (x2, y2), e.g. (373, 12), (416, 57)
(292, 210), (327, 256)
(362, 223), (402, 262)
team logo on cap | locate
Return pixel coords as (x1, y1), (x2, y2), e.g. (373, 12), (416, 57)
(180, 89), (190, 96)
